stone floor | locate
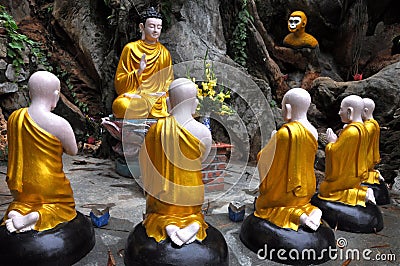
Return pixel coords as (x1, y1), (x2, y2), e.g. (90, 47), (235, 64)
(0, 154), (399, 265)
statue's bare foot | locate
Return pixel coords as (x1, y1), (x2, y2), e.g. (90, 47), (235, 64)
(186, 234), (197, 245)
(5, 219), (17, 233)
(300, 209), (322, 231)
(5, 211), (39, 233)
(306, 209), (322, 231)
(166, 225), (184, 246)
(5, 211), (23, 232)
(176, 222), (200, 244)
(366, 188), (376, 204)
(7, 210), (21, 219)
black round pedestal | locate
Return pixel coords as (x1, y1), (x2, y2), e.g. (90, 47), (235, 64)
(239, 213), (336, 265)
(362, 182), (390, 205)
(0, 211), (95, 266)
(124, 222), (228, 266)
(311, 194), (384, 233)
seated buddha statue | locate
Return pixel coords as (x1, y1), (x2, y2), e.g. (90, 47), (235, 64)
(0, 71), (94, 265)
(112, 7), (173, 119)
(361, 98), (390, 205)
(124, 78), (228, 266)
(240, 88), (335, 265)
(283, 11), (318, 49)
(312, 95), (384, 233)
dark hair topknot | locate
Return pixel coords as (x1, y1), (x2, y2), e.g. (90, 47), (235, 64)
(140, 7), (162, 24)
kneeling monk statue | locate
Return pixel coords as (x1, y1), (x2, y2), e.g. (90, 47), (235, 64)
(0, 71), (94, 266)
(361, 98), (390, 205)
(124, 78), (228, 266)
(240, 88), (335, 265)
(312, 95), (383, 233)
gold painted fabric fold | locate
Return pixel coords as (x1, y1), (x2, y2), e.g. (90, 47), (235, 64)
(318, 122), (368, 206)
(113, 40), (173, 118)
(364, 119), (381, 184)
(3, 108), (76, 231)
(140, 116), (208, 242)
(255, 122), (319, 231)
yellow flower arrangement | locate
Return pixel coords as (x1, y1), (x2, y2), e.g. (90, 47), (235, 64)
(188, 60), (234, 116)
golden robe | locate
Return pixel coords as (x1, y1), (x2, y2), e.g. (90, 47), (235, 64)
(2, 108), (76, 231)
(112, 40), (173, 119)
(255, 122), (319, 231)
(318, 122), (368, 206)
(283, 33), (319, 49)
(139, 116), (208, 242)
(364, 119), (381, 184)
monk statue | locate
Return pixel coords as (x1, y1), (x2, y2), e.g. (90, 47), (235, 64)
(0, 71), (94, 265)
(240, 88), (335, 265)
(283, 11), (318, 49)
(318, 95), (375, 205)
(255, 88), (321, 231)
(112, 6), (173, 119)
(312, 95), (384, 233)
(124, 78), (228, 266)
(361, 98), (390, 205)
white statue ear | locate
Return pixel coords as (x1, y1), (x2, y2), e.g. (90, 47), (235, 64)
(139, 23), (145, 40)
(192, 98), (199, 115)
(53, 90), (60, 104)
(284, 103), (292, 121)
(347, 107), (354, 121)
(362, 107), (369, 119)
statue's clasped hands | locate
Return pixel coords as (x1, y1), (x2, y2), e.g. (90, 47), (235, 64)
(326, 128), (338, 143)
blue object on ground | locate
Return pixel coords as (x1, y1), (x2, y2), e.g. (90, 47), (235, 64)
(90, 208), (110, 227)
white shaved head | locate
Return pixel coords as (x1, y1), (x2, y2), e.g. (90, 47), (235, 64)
(168, 78), (197, 110)
(362, 98), (375, 120)
(341, 95), (364, 113)
(28, 71), (60, 100)
(282, 87), (311, 114)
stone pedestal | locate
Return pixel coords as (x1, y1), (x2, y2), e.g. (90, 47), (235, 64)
(124, 222), (229, 266)
(0, 212), (95, 266)
(240, 213), (336, 265)
(311, 194), (384, 233)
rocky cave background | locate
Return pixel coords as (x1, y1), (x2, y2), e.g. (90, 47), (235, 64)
(0, 0), (399, 185)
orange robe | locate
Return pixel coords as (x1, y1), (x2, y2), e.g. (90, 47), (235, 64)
(318, 122), (368, 206)
(364, 119), (381, 184)
(2, 108), (76, 231)
(255, 122), (319, 231)
(139, 116), (208, 242)
(112, 40), (173, 119)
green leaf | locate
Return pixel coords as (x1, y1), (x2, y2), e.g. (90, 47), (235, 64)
(9, 42), (24, 50)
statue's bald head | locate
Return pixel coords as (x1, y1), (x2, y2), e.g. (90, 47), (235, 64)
(339, 95), (364, 123)
(168, 78), (197, 111)
(28, 71), (60, 110)
(28, 71), (60, 100)
(282, 87), (311, 114)
(362, 98), (375, 120)
(341, 95), (364, 112)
